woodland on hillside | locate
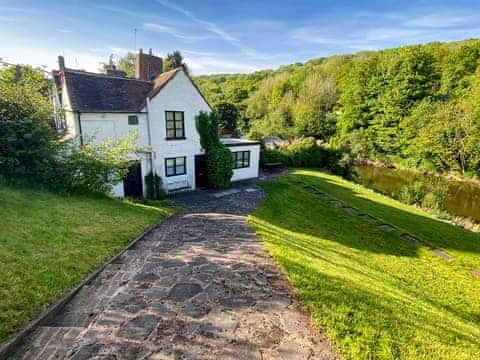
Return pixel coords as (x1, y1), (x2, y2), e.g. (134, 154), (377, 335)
(194, 39), (480, 178)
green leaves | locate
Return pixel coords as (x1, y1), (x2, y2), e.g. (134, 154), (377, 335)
(195, 111), (233, 189)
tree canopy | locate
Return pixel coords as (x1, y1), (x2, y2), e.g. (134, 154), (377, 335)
(194, 39), (480, 177)
(164, 50), (188, 73)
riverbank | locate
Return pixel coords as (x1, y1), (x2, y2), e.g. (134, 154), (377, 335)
(353, 163), (480, 227)
(357, 158), (480, 187)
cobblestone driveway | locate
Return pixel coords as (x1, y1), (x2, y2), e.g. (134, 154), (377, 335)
(21, 183), (334, 359)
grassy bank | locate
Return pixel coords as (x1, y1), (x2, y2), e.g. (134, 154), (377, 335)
(0, 184), (174, 344)
(249, 169), (480, 359)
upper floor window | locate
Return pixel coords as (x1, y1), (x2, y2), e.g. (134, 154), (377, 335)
(233, 151), (250, 169)
(166, 111), (185, 139)
(128, 115), (139, 125)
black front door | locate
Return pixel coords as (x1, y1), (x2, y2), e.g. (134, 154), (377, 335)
(123, 162), (143, 197)
(195, 155), (208, 188)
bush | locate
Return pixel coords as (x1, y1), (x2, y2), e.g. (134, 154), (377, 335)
(399, 181), (427, 205)
(398, 180), (447, 211)
(260, 137), (353, 178)
(145, 171), (166, 200)
(54, 134), (140, 195)
(0, 65), (143, 196)
(207, 145), (234, 189)
(196, 111), (233, 189)
(287, 137), (327, 167)
(0, 70), (60, 179)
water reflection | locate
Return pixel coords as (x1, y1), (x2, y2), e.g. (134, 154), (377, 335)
(354, 165), (480, 222)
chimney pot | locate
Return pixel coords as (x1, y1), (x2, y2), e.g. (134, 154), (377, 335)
(149, 48), (152, 55)
(58, 56), (65, 71)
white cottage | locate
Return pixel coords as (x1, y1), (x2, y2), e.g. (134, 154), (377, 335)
(54, 50), (260, 197)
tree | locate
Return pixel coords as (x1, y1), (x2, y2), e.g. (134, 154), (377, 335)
(0, 66), (60, 179)
(216, 102), (239, 135)
(164, 50), (188, 73)
(117, 52), (135, 77)
(293, 73), (337, 140)
(0, 65), (143, 194)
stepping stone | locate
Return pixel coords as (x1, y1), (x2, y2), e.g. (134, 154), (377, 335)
(344, 207), (357, 214)
(315, 191), (329, 199)
(470, 269), (480, 278)
(379, 224), (396, 232)
(359, 214), (376, 223)
(400, 233), (421, 246)
(330, 200), (343, 207)
(430, 248), (454, 261)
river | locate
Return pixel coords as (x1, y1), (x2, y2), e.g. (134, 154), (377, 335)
(354, 165), (480, 222)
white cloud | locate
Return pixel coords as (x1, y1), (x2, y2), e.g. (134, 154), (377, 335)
(110, 47), (131, 55)
(186, 54), (262, 75)
(362, 28), (423, 42)
(143, 23), (211, 42)
(155, 0), (268, 60)
(405, 14), (471, 28)
(290, 27), (339, 45)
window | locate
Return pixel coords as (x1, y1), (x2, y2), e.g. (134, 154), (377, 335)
(232, 151), (250, 169)
(165, 156), (186, 176)
(165, 111), (185, 139)
(128, 115), (139, 125)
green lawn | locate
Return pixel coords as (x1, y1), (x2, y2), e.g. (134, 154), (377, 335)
(0, 184), (174, 344)
(249, 169), (480, 359)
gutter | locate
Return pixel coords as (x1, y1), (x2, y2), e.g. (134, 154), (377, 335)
(145, 98), (155, 198)
(77, 111), (83, 146)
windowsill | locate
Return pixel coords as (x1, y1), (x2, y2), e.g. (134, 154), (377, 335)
(165, 137), (186, 141)
(165, 173), (187, 178)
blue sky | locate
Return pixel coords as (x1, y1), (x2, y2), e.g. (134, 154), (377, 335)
(1, 0), (480, 75)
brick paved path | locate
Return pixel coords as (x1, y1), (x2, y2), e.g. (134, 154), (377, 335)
(21, 184), (334, 359)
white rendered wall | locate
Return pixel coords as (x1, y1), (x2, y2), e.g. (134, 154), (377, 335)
(63, 69), (260, 196)
(146, 70), (210, 191)
(78, 112), (150, 197)
(228, 144), (260, 182)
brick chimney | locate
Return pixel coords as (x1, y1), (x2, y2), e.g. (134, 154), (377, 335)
(58, 56), (65, 71)
(135, 48), (163, 81)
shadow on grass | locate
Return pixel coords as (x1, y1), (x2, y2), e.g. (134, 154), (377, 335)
(250, 171), (480, 357)
(270, 171), (480, 256)
(275, 254), (480, 357)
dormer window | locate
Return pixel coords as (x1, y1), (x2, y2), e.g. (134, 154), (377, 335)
(128, 115), (138, 125)
(166, 111), (185, 139)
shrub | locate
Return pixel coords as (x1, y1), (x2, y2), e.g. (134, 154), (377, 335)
(207, 145), (234, 189)
(0, 65), (144, 196)
(259, 137), (353, 178)
(398, 180), (447, 211)
(196, 111), (220, 152)
(53, 134), (140, 195)
(0, 70), (60, 179)
(287, 137), (327, 167)
(196, 111), (233, 189)
(145, 171), (166, 200)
